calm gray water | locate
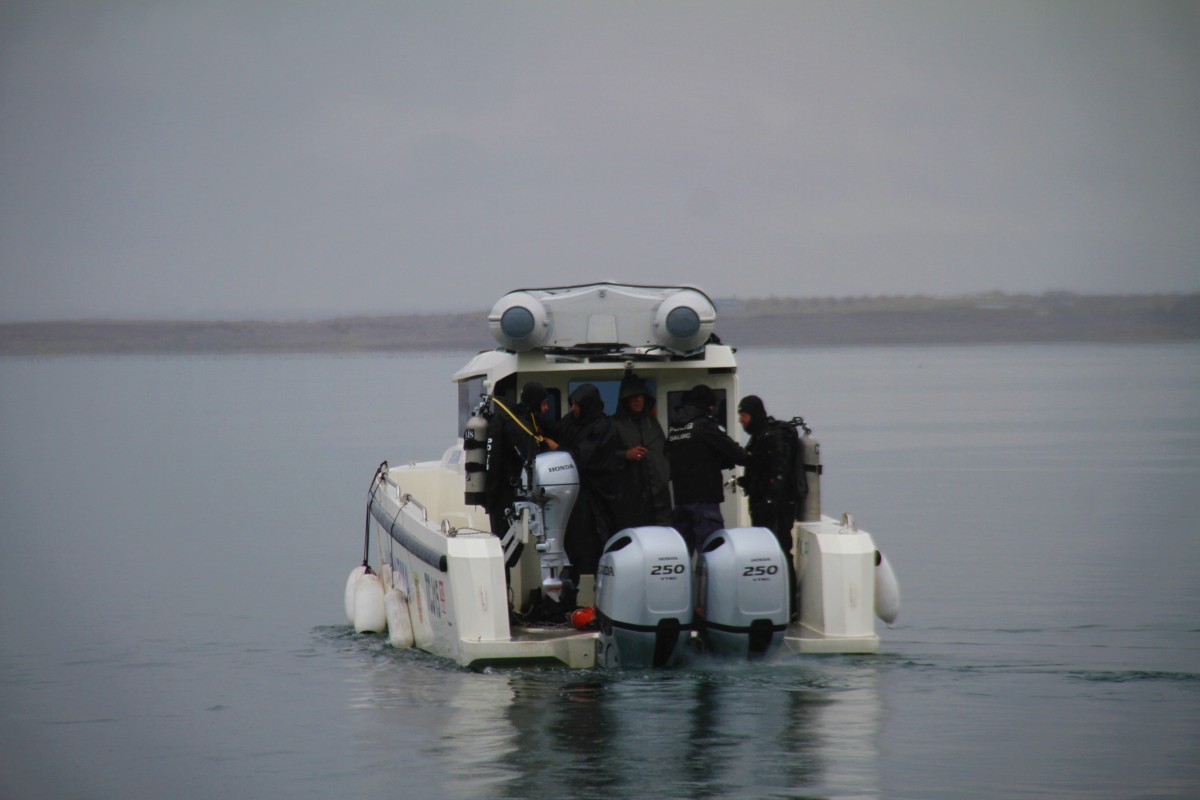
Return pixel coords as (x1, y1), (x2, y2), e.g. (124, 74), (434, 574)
(1, 344), (1197, 799)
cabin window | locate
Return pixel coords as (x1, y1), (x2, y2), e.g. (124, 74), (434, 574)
(457, 376), (486, 434)
(493, 375), (561, 423)
(666, 389), (729, 431)
(567, 378), (658, 417)
(544, 388), (562, 421)
(492, 374), (517, 404)
(458, 375), (564, 438)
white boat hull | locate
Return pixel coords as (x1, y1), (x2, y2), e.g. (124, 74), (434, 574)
(368, 463), (598, 668)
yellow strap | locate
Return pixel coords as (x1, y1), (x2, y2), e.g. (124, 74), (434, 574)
(491, 397), (545, 443)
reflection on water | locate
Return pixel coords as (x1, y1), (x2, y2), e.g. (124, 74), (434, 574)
(351, 644), (881, 800)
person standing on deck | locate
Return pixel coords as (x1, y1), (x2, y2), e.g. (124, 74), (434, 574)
(557, 383), (623, 581)
(666, 384), (747, 552)
(483, 381), (558, 539)
(611, 373), (672, 530)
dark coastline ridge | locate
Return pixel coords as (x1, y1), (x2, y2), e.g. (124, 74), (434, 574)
(2, 292), (1198, 356)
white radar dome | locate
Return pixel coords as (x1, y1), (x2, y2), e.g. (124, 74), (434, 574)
(488, 292), (551, 352)
(653, 289), (716, 353)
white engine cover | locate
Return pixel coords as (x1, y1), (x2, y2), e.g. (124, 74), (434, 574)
(595, 526), (693, 668)
(696, 527), (790, 659)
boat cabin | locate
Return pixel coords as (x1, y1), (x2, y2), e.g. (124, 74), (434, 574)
(453, 283), (750, 538)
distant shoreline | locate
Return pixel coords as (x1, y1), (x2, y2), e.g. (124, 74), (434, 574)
(2, 292), (1197, 356)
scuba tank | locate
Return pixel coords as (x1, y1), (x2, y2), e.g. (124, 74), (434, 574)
(463, 404), (490, 506)
(799, 423), (821, 522)
(784, 416), (822, 522)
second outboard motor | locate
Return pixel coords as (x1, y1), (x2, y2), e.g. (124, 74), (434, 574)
(696, 527), (789, 660)
(513, 451), (579, 604)
(595, 527), (693, 668)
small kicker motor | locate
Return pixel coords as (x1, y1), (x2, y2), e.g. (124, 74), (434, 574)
(511, 451), (579, 604)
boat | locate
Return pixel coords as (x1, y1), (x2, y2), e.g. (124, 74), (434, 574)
(344, 283), (900, 668)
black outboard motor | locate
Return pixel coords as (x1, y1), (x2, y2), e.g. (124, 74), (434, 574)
(595, 527), (693, 668)
(695, 527), (789, 660)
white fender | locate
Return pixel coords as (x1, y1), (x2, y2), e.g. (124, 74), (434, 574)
(384, 588), (415, 648)
(352, 571), (388, 634)
(344, 565), (369, 624)
(874, 550), (901, 626)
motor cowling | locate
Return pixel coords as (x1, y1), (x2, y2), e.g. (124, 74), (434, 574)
(696, 527), (789, 659)
(531, 451), (578, 546)
(524, 450), (579, 602)
(463, 411), (489, 506)
(595, 527), (693, 668)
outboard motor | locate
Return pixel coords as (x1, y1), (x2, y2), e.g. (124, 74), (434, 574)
(462, 407), (489, 507)
(595, 527), (693, 668)
(695, 527), (789, 660)
(511, 451), (579, 604)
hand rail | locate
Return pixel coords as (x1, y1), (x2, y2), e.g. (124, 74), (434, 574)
(402, 494), (429, 522)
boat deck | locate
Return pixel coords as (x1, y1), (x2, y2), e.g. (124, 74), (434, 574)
(463, 627), (599, 669)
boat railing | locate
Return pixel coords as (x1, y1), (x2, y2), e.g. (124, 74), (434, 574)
(401, 493), (429, 522)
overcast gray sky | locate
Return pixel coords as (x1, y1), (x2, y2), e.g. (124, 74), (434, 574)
(1, 2), (1197, 321)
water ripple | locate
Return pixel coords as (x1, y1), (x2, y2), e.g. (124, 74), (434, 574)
(1066, 669), (1200, 685)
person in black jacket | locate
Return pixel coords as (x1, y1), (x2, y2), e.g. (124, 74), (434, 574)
(737, 394), (800, 617)
(611, 373), (672, 530)
(483, 381), (558, 538)
(667, 384), (747, 552)
(558, 383), (623, 579)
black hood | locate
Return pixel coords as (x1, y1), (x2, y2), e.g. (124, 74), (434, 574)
(685, 384), (717, 410)
(619, 373), (648, 400)
(569, 383), (606, 424)
(520, 381), (547, 410)
(618, 373), (654, 417)
(738, 394), (768, 434)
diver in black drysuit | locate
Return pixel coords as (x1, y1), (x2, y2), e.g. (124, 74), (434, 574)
(483, 381), (554, 539)
(557, 383), (623, 581)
